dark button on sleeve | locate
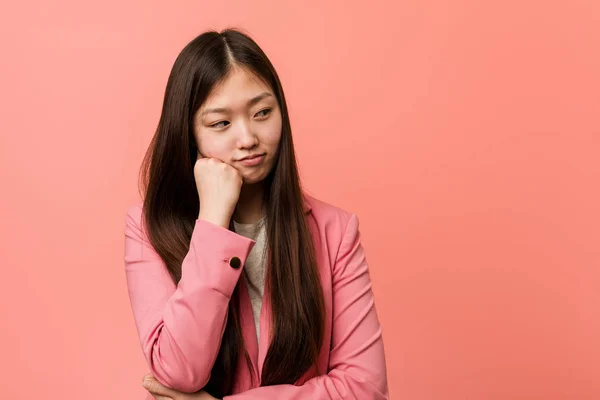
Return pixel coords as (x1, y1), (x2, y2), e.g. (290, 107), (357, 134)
(228, 256), (242, 269)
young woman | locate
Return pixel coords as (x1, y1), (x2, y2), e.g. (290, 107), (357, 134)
(124, 28), (389, 400)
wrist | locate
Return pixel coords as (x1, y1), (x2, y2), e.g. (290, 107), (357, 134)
(198, 212), (230, 229)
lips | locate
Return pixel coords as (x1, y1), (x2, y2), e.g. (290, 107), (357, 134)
(240, 153), (265, 161)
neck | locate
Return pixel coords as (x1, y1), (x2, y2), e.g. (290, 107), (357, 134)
(233, 182), (266, 224)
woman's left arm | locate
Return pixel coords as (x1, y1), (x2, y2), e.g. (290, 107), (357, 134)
(223, 213), (389, 400)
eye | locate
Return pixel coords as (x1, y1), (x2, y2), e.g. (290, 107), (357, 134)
(255, 108), (272, 118)
(210, 121), (229, 129)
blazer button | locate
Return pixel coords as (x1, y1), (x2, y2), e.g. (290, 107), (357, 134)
(228, 256), (242, 269)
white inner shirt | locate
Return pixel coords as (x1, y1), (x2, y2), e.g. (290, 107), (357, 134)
(233, 215), (267, 342)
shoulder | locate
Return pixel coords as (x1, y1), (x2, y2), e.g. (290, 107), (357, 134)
(302, 192), (359, 240)
(303, 191), (352, 218)
(302, 193), (365, 280)
(125, 201), (144, 222)
(124, 201), (146, 237)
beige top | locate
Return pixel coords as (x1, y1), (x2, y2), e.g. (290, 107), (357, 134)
(233, 215), (267, 342)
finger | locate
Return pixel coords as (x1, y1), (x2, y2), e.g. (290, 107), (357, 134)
(209, 156), (228, 164)
(229, 164), (244, 180)
(145, 389), (171, 400)
(149, 395), (172, 400)
(142, 376), (177, 398)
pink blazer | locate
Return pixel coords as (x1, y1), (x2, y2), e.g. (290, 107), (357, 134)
(124, 193), (389, 399)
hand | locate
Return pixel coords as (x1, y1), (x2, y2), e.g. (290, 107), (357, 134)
(194, 153), (243, 228)
(142, 374), (220, 400)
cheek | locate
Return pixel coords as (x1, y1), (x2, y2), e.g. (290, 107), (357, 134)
(263, 131), (281, 149)
(262, 118), (283, 148)
(197, 134), (232, 159)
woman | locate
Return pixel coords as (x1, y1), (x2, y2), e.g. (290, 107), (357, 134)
(124, 28), (389, 400)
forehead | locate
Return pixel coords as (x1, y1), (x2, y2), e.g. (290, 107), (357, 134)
(203, 67), (272, 105)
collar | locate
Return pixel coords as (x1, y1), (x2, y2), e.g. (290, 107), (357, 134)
(302, 193), (312, 214)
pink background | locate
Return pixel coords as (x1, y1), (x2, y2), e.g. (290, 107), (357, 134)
(1, 1), (599, 399)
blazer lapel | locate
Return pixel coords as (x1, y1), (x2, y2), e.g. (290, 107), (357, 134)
(257, 272), (272, 382)
(238, 275), (260, 383)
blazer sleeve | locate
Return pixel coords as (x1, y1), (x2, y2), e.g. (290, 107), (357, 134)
(124, 204), (256, 393)
(223, 213), (389, 400)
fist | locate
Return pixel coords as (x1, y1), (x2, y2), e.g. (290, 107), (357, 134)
(194, 155), (243, 228)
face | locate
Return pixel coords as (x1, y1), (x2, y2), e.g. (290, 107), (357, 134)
(193, 66), (282, 185)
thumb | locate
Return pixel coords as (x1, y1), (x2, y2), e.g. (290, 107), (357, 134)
(142, 375), (176, 397)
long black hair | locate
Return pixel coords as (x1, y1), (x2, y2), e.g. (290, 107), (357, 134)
(138, 28), (325, 397)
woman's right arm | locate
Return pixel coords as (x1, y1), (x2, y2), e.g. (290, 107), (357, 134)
(124, 203), (255, 394)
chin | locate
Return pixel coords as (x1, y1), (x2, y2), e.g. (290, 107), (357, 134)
(242, 177), (265, 185)
(241, 169), (269, 185)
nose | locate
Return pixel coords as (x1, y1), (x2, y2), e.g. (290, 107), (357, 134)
(236, 121), (259, 149)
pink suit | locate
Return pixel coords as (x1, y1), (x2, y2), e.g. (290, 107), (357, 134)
(124, 193), (389, 399)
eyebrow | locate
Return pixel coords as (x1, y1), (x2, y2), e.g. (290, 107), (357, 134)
(200, 92), (273, 117)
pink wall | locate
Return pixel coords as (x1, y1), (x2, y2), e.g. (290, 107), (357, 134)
(1, 1), (599, 399)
